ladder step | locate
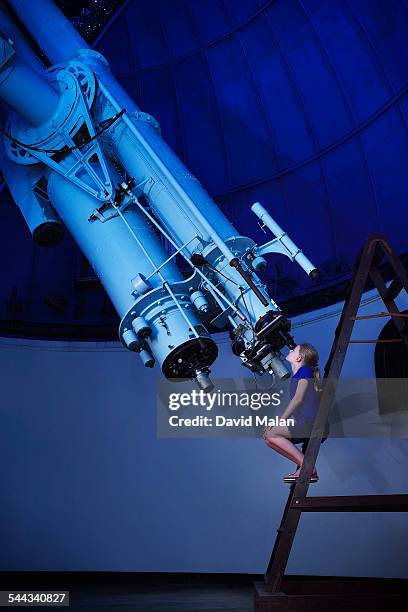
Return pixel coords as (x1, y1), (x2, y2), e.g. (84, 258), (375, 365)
(291, 494), (408, 512)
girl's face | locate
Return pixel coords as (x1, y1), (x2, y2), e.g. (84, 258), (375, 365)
(286, 345), (302, 364)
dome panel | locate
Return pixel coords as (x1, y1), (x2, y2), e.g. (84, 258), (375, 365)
(362, 109), (408, 255)
(134, 68), (183, 153)
(222, 0), (267, 25)
(122, 1), (170, 69)
(237, 14), (316, 163)
(265, 0), (354, 148)
(156, 0), (200, 58)
(348, 0), (408, 91)
(300, 0), (392, 122)
(188, 0), (231, 44)
(267, 163), (336, 262)
(206, 35), (280, 186)
(321, 138), (379, 261)
(97, 15), (133, 75)
(172, 53), (230, 193)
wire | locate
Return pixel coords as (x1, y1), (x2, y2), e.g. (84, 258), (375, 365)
(203, 259), (257, 337)
(239, 285), (256, 341)
(0, 108), (125, 154)
(202, 259), (257, 337)
(204, 260), (240, 287)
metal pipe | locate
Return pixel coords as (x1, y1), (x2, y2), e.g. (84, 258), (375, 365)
(0, 149), (63, 244)
(0, 35), (59, 126)
(0, 3), (46, 74)
(130, 194), (247, 321)
(6, 0), (88, 64)
(98, 80), (238, 264)
(47, 171), (183, 318)
(252, 201), (318, 277)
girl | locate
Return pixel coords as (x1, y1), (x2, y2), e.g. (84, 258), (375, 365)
(263, 342), (323, 483)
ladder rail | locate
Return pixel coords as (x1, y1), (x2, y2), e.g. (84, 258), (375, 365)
(263, 233), (408, 593)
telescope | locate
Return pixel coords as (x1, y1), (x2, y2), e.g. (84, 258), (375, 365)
(0, 0), (318, 391)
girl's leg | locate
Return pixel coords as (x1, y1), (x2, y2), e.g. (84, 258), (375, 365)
(264, 426), (304, 466)
(264, 426), (317, 476)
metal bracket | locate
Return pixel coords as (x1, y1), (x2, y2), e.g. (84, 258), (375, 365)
(256, 237), (300, 260)
(5, 61), (114, 201)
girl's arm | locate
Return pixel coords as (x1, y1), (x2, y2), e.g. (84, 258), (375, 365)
(280, 379), (309, 419)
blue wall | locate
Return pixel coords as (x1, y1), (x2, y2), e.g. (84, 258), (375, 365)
(0, 287), (407, 575)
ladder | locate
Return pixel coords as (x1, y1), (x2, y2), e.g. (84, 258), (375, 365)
(255, 233), (408, 611)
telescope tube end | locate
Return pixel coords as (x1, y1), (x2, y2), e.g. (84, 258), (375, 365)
(195, 369), (214, 393)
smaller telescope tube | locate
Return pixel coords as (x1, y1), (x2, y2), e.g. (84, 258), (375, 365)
(251, 202), (318, 278)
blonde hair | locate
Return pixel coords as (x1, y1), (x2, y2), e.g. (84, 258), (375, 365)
(298, 342), (322, 392)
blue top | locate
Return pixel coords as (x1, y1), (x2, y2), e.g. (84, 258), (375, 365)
(289, 365), (319, 424)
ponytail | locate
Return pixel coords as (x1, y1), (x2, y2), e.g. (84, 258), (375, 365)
(312, 365), (322, 393)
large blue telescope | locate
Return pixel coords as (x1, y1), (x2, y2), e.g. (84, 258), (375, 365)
(0, 0), (318, 390)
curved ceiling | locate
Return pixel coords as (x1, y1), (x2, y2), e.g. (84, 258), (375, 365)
(1, 0), (408, 338)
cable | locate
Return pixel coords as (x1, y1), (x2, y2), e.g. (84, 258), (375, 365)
(204, 259), (257, 337)
(196, 256), (257, 335)
(0, 108), (125, 154)
(239, 285), (256, 341)
(205, 261), (240, 287)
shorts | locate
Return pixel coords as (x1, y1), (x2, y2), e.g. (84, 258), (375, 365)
(287, 420), (329, 445)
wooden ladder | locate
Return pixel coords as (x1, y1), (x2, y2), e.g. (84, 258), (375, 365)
(255, 233), (408, 611)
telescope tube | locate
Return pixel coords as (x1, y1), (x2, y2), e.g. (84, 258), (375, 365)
(1, 0), (318, 383)
(6, 0), (277, 322)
